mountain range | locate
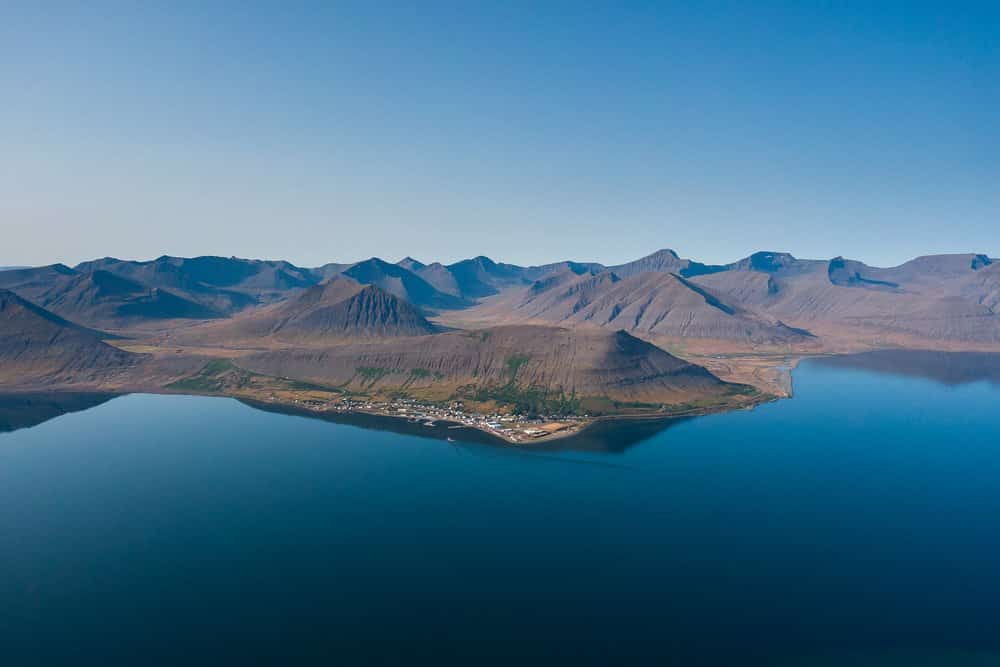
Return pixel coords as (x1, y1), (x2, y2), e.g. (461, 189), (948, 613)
(3, 249), (997, 346)
(1, 247), (997, 413)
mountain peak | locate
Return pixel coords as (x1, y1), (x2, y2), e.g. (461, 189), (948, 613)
(260, 279), (436, 339)
(358, 256), (390, 265)
(396, 255), (427, 273)
(729, 251), (799, 273)
(397, 256), (426, 272)
(344, 258), (468, 310)
(607, 248), (690, 279)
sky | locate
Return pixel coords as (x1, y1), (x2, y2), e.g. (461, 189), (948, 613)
(1, 1), (997, 268)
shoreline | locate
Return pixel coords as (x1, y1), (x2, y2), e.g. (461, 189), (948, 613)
(166, 385), (779, 445)
(190, 391), (777, 444)
(0, 381), (779, 446)
(1, 350), (812, 445)
(8, 348), (1000, 444)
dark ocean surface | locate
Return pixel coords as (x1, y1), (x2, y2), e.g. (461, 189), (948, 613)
(2, 353), (999, 666)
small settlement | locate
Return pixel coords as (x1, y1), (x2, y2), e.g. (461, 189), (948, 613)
(269, 394), (585, 444)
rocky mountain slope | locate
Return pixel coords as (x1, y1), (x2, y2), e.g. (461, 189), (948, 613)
(30, 270), (220, 327)
(607, 248), (725, 279)
(0, 289), (138, 387)
(0, 264), (79, 300)
(439, 256), (527, 298)
(692, 253), (1000, 344)
(239, 324), (748, 407)
(74, 255), (320, 314)
(182, 276), (437, 343)
(449, 266), (812, 344)
(399, 256), (603, 300)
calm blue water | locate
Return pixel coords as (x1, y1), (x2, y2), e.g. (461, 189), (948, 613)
(2, 355), (999, 666)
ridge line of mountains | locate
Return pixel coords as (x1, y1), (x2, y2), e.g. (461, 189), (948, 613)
(2, 248), (997, 345)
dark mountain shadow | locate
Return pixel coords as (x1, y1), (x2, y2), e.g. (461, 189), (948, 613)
(812, 350), (1000, 386)
(527, 416), (691, 454)
(0, 392), (120, 434)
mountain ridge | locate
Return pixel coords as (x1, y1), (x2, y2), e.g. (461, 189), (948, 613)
(4, 249), (999, 348)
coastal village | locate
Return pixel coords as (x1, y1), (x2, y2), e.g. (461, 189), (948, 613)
(269, 394), (587, 444)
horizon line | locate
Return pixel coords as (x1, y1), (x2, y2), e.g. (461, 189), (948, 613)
(6, 248), (998, 274)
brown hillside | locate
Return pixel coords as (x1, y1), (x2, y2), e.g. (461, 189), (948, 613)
(238, 325), (742, 404)
(0, 289), (138, 387)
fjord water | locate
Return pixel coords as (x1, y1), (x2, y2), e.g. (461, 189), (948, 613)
(2, 356), (999, 666)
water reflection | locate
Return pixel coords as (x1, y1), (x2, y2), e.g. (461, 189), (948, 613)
(0, 391), (685, 453)
(3, 349), (997, 446)
(525, 416), (689, 453)
(0, 392), (119, 434)
(3, 356), (1000, 665)
(812, 350), (1000, 386)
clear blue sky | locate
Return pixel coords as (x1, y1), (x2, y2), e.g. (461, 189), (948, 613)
(2, 1), (997, 268)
